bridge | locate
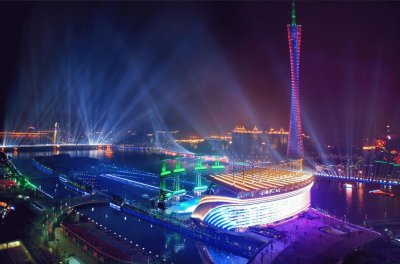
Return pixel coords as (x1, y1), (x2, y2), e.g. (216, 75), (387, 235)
(1, 143), (109, 153)
(61, 194), (108, 212)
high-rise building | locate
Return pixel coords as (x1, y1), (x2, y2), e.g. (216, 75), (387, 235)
(190, 1), (314, 232)
(287, 1), (304, 160)
(53, 122), (59, 145)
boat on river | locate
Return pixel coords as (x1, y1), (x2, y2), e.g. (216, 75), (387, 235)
(369, 189), (395, 197)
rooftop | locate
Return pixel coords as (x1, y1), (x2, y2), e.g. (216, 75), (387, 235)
(208, 160), (313, 197)
(0, 240), (35, 264)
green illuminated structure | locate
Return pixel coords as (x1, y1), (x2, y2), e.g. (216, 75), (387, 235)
(193, 172), (208, 192)
(211, 159), (225, 170)
(173, 174), (186, 194)
(173, 175), (180, 191)
(194, 157), (207, 171)
(291, 0), (296, 25)
(160, 160), (172, 176)
(160, 177), (167, 192)
(173, 158), (186, 174)
(7, 160), (37, 191)
(172, 158), (186, 195)
(24, 179), (37, 190)
(375, 160), (400, 167)
(159, 158), (188, 201)
(159, 160), (172, 202)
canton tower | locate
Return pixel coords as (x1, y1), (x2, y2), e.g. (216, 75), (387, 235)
(287, 1), (304, 160)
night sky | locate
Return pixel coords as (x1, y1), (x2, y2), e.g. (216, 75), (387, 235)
(0, 2), (399, 146)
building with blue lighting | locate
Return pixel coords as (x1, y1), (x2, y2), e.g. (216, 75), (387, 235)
(191, 162), (313, 230)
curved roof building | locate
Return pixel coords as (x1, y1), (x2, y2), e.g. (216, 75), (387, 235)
(191, 161), (313, 230)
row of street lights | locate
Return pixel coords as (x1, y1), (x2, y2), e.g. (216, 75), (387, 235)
(71, 208), (168, 262)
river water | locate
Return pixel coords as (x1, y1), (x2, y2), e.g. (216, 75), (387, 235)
(10, 149), (400, 263)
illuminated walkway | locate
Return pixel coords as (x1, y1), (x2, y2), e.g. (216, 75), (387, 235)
(249, 209), (381, 264)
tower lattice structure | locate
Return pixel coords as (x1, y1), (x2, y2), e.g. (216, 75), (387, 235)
(287, 1), (304, 160)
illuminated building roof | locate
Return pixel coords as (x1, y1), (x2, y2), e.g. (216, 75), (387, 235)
(267, 128), (289, 135)
(232, 126), (262, 134)
(232, 127), (293, 136)
(208, 160), (313, 197)
(192, 160), (314, 230)
(175, 137), (204, 144)
(362, 146), (376, 150)
(208, 135), (232, 140)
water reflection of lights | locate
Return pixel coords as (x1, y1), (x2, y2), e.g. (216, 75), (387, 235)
(357, 183), (363, 209)
(105, 145), (113, 158)
(345, 186), (353, 207)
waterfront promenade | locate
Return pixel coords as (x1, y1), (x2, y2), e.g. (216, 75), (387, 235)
(117, 202), (263, 258)
(61, 222), (151, 263)
(250, 209), (381, 264)
(52, 228), (97, 264)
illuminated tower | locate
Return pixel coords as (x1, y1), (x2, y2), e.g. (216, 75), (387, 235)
(53, 122), (58, 145)
(287, 1), (304, 160)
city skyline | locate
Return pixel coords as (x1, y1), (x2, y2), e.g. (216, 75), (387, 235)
(0, 2), (398, 145)
(0, 2), (399, 264)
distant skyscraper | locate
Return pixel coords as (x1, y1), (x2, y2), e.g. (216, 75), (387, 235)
(53, 122), (58, 145)
(287, 1), (304, 159)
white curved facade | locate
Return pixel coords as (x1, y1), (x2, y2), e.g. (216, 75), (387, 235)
(191, 182), (313, 230)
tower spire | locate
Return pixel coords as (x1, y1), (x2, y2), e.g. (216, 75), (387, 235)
(287, 0), (304, 160)
(291, 1), (297, 25)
